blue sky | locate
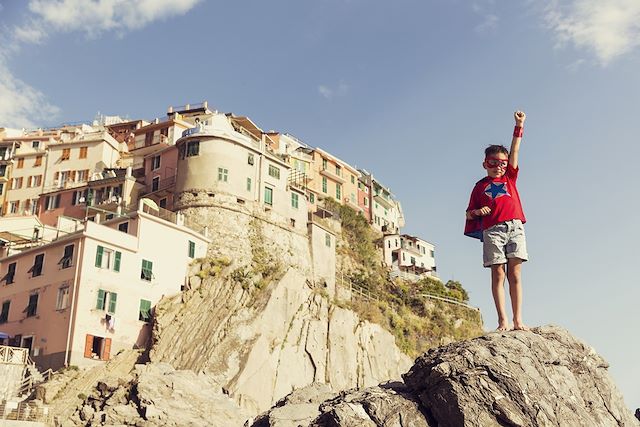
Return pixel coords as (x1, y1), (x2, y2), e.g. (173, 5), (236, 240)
(1, 0), (639, 409)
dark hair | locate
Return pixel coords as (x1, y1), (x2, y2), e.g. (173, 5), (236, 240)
(485, 145), (508, 157)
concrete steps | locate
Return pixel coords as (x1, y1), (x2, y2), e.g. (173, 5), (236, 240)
(46, 349), (142, 424)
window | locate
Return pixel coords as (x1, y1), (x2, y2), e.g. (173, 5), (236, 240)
(0, 183), (3, 195)
(79, 147), (88, 159)
(248, 153), (254, 165)
(152, 176), (160, 192)
(45, 195), (61, 210)
(160, 127), (169, 137)
(145, 132), (154, 146)
(336, 184), (342, 200)
(351, 193), (356, 204)
(139, 299), (152, 322)
(9, 201), (19, 214)
(11, 177), (23, 189)
(0, 147), (7, 159)
(34, 155), (42, 167)
(59, 244), (74, 269)
(56, 286), (70, 310)
(141, 259), (153, 281)
(291, 193), (299, 209)
(322, 177), (327, 193)
(29, 254), (44, 277)
(151, 155), (160, 170)
(28, 175), (42, 187)
(411, 257), (416, 265)
(32, 140), (40, 149)
(25, 294), (38, 317)
(61, 148), (70, 160)
(96, 289), (117, 314)
(351, 175), (355, 184)
(17, 158), (24, 168)
(159, 198), (167, 209)
(188, 241), (195, 259)
(84, 335), (111, 361)
(309, 192), (315, 204)
(246, 177), (252, 192)
(77, 169), (88, 182)
(178, 144), (186, 160)
(72, 190), (87, 206)
(0, 165), (6, 176)
(325, 233), (331, 247)
(431, 250), (435, 257)
(268, 165), (280, 179)
(0, 301), (9, 323)
(364, 197), (368, 207)
(218, 168), (228, 182)
(2, 262), (16, 284)
(186, 140), (199, 157)
(264, 187), (273, 206)
(95, 246), (121, 272)
(118, 222), (129, 233)
(335, 165), (341, 176)
(322, 158), (327, 170)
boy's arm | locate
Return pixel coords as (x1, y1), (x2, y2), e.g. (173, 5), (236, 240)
(509, 111), (526, 169)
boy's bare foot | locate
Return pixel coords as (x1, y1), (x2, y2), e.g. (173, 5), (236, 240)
(512, 322), (529, 331)
(496, 321), (510, 332)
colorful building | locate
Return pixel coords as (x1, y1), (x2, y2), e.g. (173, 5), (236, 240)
(0, 206), (210, 370)
(382, 233), (436, 281)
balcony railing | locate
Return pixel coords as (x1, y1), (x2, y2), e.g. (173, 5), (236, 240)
(319, 167), (346, 184)
(0, 345), (28, 365)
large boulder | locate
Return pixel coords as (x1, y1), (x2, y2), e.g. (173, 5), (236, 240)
(255, 325), (638, 427)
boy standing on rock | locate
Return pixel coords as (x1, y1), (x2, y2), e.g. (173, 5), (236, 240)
(464, 111), (528, 331)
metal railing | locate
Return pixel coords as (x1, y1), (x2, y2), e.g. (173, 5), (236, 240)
(0, 345), (28, 365)
(0, 400), (52, 423)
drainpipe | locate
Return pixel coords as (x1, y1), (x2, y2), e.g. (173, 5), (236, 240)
(64, 236), (84, 367)
(38, 146), (49, 217)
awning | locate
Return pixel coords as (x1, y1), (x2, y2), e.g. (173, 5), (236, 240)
(0, 332), (10, 339)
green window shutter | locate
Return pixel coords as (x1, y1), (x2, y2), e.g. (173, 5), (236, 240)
(139, 299), (151, 321)
(114, 251), (122, 272)
(188, 241), (195, 258)
(108, 292), (117, 314)
(96, 289), (105, 310)
(95, 246), (104, 267)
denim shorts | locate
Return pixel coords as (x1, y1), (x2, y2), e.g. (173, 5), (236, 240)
(482, 219), (528, 267)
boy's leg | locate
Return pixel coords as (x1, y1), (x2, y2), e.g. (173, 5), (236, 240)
(490, 264), (509, 331)
(507, 258), (528, 330)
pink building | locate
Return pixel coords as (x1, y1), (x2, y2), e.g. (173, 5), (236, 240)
(140, 146), (178, 210)
(0, 207), (210, 370)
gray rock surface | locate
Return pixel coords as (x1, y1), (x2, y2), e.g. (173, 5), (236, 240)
(255, 325), (638, 427)
(70, 363), (250, 426)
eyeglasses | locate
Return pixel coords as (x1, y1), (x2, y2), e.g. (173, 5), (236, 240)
(485, 158), (508, 168)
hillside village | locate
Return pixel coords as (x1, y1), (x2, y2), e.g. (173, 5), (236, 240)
(0, 102), (442, 366)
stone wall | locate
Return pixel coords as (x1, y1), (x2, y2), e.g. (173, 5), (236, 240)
(176, 191), (313, 279)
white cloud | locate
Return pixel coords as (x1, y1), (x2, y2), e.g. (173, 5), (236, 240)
(16, 0), (202, 40)
(544, 0), (640, 65)
(0, 56), (60, 128)
(472, 0), (499, 34)
(0, 0), (201, 128)
(318, 81), (349, 100)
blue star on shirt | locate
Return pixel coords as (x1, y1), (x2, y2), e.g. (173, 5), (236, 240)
(484, 182), (509, 199)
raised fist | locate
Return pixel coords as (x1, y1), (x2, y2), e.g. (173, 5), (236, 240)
(514, 111), (526, 126)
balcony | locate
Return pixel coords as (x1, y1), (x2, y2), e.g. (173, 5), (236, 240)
(373, 192), (394, 210)
(288, 170), (309, 191)
(42, 179), (88, 194)
(319, 167), (346, 184)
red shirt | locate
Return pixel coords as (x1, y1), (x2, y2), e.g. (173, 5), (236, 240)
(464, 164), (526, 240)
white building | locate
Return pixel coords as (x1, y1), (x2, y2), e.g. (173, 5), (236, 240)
(383, 233), (436, 281)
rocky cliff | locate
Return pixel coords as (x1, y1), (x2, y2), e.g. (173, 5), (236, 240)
(254, 325), (638, 427)
(149, 264), (411, 415)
